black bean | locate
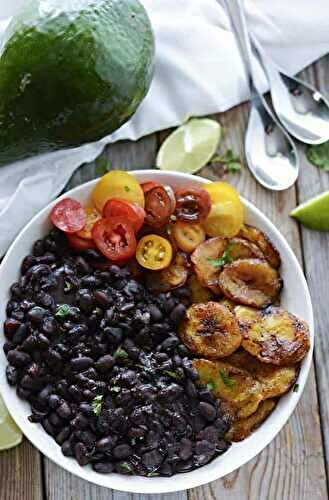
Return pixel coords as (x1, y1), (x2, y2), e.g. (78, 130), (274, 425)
(71, 414), (89, 430)
(42, 317), (58, 335)
(142, 450), (163, 470)
(75, 430), (96, 448)
(70, 357), (93, 372)
(49, 412), (64, 428)
(96, 436), (114, 452)
(78, 293), (94, 314)
(42, 418), (55, 436)
(179, 438), (193, 460)
(195, 439), (216, 456)
(162, 298), (176, 313)
(33, 240), (45, 257)
(186, 379), (198, 399)
(75, 257), (91, 275)
(49, 394), (61, 409)
(7, 350), (31, 367)
(3, 341), (14, 355)
(104, 327), (123, 344)
(113, 444), (133, 460)
(61, 440), (74, 457)
(6, 365), (18, 386)
(92, 462), (114, 473)
(148, 304), (163, 322)
(199, 402), (217, 422)
(95, 355), (115, 373)
(21, 255), (36, 274)
(159, 462), (173, 476)
(27, 306), (47, 323)
(74, 442), (89, 466)
(56, 427), (71, 445)
(94, 290), (110, 308)
(79, 403), (94, 416)
(4, 318), (21, 339)
(57, 401), (72, 420)
(170, 304), (186, 326)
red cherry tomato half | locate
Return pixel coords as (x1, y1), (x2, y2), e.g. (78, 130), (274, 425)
(141, 181), (160, 194)
(175, 186), (211, 222)
(144, 185), (176, 228)
(50, 198), (86, 234)
(92, 217), (137, 262)
(103, 199), (145, 232)
(67, 234), (96, 251)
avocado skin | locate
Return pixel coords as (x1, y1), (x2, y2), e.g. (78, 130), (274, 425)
(0, 0), (155, 165)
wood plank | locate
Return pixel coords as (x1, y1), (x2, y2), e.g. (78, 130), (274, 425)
(44, 134), (188, 500)
(0, 440), (43, 500)
(188, 101), (327, 500)
(295, 55), (329, 485)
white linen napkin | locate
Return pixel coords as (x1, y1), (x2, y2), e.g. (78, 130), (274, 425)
(0, 0), (328, 254)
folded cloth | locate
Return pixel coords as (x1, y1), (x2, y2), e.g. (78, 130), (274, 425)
(0, 0), (328, 254)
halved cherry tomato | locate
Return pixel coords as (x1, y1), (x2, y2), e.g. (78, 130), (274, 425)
(92, 217), (136, 262)
(50, 198), (86, 234)
(92, 171), (145, 212)
(103, 199), (145, 232)
(76, 207), (101, 240)
(203, 182), (244, 237)
(141, 181), (159, 194)
(172, 221), (206, 253)
(175, 186), (211, 222)
(136, 235), (173, 270)
(144, 185), (176, 228)
(67, 234), (96, 251)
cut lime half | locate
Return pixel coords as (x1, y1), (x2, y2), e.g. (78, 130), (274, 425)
(156, 118), (222, 174)
(0, 394), (23, 451)
(290, 190), (329, 231)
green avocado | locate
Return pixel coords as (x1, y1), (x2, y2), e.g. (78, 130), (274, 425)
(0, 0), (155, 165)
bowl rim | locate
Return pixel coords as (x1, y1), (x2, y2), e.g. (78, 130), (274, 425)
(0, 170), (313, 494)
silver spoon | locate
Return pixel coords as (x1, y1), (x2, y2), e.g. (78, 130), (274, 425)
(251, 36), (329, 145)
(222, 0), (299, 191)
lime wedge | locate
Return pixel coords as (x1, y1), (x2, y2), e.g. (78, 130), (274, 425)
(290, 191), (329, 231)
(156, 118), (222, 174)
(0, 394), (23, 451)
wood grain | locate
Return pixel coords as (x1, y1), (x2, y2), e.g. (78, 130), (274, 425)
(0, 440), (43, 500)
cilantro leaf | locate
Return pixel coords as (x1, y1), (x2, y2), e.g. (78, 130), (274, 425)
(207, 248), (233, 267)
(211, 149), (242, 173)
(91, 395), (103, 416)
(55, 304), (71, 319)
(64, 281), (72, 292)
(293, 383), (299, 393)
(219, 369), (236, 389)
(306, 142), (329, 171)
(114, 347), (129, 360)
(163, 370), (182, 380)
(207, 380), (215, 391)
(124, 185), (130, 192)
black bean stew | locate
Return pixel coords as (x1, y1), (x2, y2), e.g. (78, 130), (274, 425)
(4, 229), (231, 476)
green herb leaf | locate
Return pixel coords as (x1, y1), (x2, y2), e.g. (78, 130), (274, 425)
(124, 185), (130, 192)
(147, 472), (160, 477)
(293, 383), (299, 393)
(64, 281), (72, 293)
(226, 161), (242, 173)
(170, 214), (177, 221)
(55, 304), (71, 319)
(211, 148), (242, 174)
(119, 462), (132, 473)
(95, 158), (112, 176)
(110, 386), (121, 393)
(91, 395), (103, 416)
(207, 380), (215, 391)
(163, 370), (182, 380)
(207, 248), (232, 267)
(219, 369), (236, 389)
(306, 142), (329, 171)
(114, 347), (129, 360)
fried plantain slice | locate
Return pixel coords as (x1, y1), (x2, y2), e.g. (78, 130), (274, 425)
(235, 305), (310, 365)
(238, 224), (281, 269)
(225, 399), (276, 442)
(218, 298), (237, 313)
(191, 237), (228, 293)
(181, 302), (242, 358)
(193, 358), (263, 419)
(188, 274), (213, 304)
(227, 237), (264, 261)
(218, 258), (282, 308)
(226, 348), (298, 399)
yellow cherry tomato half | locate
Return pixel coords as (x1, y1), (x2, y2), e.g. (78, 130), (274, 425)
(136, 235), (173, 270)
(203, 182), (244, 238)
(172, 221), (206, 253)
(92, 170), (145, 212)
(76, 207), (101, 240)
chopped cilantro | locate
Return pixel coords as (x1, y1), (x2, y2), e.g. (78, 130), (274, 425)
(207, 380), (215, 391)
(306, 142), (329, 171)
(110, 386), (121, 393)
(211, 149), (242, 173)
(124, 185), (130, 192)
(293, 383), (299, 393)
(147, 472), (160, 477)
(91, 395), (103, 416)
(207, 248), (233, 267)
(119, 462), (132, 473)
(163, 370), (181, 380)
(170, 214), (177, 222)
(114, 347), (129, 360)
(64, 281), (72, 292)
(219, 369), (236, 389)
(55, 304), (71, 319)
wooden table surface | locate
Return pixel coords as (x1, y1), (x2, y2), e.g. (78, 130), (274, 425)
(1, 55), (329, 500)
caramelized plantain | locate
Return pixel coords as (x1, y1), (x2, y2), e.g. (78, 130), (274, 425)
(193, 359), (263, 419)
(181, 302), (242, 358)
(227, 237), (264, 261)
(218, 258), (282, 308)
(225, 399), (276, 442)
(238, 224), (281, 269)
(188, 275), (213, 304)
(191, 237), (228, 293)
(236, 305), (310, 365)
(227, 348), (298, 399)
(218, 298), (237, 313)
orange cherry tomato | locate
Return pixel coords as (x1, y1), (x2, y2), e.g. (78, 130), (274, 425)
(51, 198), (86, 234)
(92, 217), (136, 262)
(103, 199), (145, 232)
(175, 186), (211, 222)
(136, 235), (173, 270)
(67, 234), (96, 251)
(172, 221), (206, 253)
(76, 207), (101, 240)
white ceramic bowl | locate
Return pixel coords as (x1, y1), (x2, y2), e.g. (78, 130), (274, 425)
(0, 170), (313, 494)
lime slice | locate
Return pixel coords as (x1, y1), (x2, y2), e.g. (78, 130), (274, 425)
(290, 191), (329, 231)
(0, 394), (23, 451)
(156, 118), (222, 174)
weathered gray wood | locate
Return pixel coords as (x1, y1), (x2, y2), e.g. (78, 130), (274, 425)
(0, 440), (43, 500)
(295, 55), (329, 486)
(188, 101), (327, 500)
